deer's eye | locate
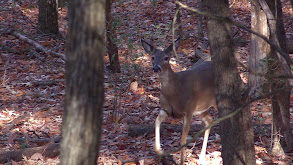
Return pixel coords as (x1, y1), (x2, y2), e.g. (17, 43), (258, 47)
(164, 57), (169, 61)
(151, 57), (155, 61)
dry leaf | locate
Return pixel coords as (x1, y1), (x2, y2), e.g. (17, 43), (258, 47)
(29, 153), (43, 161)
(130, 81), (138, 91)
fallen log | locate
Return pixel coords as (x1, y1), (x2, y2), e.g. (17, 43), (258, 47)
(0, 143), (60, 163)
(128, 124), (217, 137)
(128, 123), (293, 137)
(0, 136), (62, 144)
(7, 29), (65, 61)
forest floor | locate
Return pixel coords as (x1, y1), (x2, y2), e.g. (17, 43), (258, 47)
(0, 0), (293, 164)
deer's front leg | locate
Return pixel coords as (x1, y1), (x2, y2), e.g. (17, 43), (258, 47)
(180, 115), (192, 165)
(155, 110), (168, 155)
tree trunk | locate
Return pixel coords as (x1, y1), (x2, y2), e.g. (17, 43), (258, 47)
(204, 0), (256, 164)
(259, 0), (293, 155)
(60, 0), (105, 164)
(248, 0), (270, 97)
(197, 0), (204, 38)
(106, 0), (121, 73)
(38, 0), (59, 35)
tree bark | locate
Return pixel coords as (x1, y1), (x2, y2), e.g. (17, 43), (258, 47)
(106, 0), (121, 73)
(38, 0), (59, 35)
(259, 0), (293, 154)
(197, 0), (204, 38)
(249, 0), (270, 97)
(204, 0), (256, 164)
(60, 0), (105, 165)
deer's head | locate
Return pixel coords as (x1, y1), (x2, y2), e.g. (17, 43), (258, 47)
(141, 38), (180, 72)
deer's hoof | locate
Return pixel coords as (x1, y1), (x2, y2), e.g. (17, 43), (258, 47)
(198, 155), (206, 165)
(155, 148), (164, 155)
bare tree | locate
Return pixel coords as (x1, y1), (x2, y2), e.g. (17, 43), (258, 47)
(204, 0), (256, 164)
(60, 0), (105, 164)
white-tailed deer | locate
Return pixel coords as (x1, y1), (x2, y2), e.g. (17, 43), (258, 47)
(141, 38), (217, 165)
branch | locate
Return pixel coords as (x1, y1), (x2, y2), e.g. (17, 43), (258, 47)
(7, 29), (66, 61)
(237, 60), (293, 79)
(172, 5), (180, 60)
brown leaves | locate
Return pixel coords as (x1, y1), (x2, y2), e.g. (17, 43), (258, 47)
(1, 0), (293, 164)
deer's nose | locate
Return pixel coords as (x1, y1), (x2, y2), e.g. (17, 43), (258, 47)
(153, 65), (161, 72)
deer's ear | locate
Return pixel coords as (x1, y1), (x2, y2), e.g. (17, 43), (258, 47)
(165, 38), (180, 55)
(141, 39), (155, 55)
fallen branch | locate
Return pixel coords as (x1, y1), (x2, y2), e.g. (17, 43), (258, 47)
(0, 136), (62, 145)
(0, 137), (50, 144)
(7, 29), (65, 61)
(0, 143), (60, 163)
(128, 123), (292, 137)
(128, 124), (215, 137)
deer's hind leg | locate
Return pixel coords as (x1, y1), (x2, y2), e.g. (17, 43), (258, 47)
(198, 111), (213, 163)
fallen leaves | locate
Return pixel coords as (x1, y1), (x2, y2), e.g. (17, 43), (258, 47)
(1, 0), (293, 164)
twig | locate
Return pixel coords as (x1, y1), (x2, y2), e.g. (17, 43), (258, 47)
(237, 60), (293, 79)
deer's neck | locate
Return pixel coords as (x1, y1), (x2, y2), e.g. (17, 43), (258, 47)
(159, 65), (178, 91)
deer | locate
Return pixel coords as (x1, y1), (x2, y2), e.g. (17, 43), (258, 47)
(141, 38), (217, 165)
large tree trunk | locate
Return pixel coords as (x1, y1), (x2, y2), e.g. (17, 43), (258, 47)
(38, 0), (59, 35)
(60, 0), (105, 164)
(259, 0), (293, 155)
(106, 0), (121, 73)
(204, 0), (256, 164)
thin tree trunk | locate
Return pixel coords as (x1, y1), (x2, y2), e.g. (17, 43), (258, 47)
(248, 0), (270, 97)
(197, 0), (204, 38)
(106, 0), (121, 73)
(38, 0), (59, 35)
(60, 0), (105, 164)
(204, 0), (256, 164)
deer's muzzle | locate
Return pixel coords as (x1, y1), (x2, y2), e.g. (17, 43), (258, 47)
(153, 65), (161, 72)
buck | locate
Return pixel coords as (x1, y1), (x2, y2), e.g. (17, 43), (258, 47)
(141, 38), (217, 164)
